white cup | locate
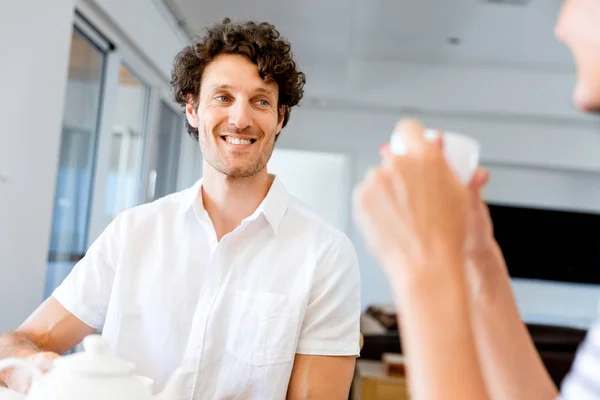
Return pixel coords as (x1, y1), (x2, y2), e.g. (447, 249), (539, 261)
(389, 128), (480, 184)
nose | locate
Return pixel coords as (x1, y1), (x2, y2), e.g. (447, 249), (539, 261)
(228, 101), (252, 130)
(554, 17), (563, 42)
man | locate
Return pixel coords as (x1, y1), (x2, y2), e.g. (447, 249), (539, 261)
(353, 0), (600, 399)
(0, 18), (361, 399)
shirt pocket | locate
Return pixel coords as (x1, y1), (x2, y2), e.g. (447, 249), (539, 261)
(226, 290), (299, 367)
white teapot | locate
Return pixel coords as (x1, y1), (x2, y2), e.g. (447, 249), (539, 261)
(0, 334), (190, 400)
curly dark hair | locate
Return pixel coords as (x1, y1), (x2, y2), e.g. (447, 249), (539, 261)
(170, 17), (306, 140)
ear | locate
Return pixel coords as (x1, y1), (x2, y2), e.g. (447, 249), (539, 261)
(185, 94), (199, 129)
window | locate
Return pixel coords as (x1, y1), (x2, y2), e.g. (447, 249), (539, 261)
(45, 12), (186, 298)
(147, 101), (184, 200)
(103, 65), (150, 219)
(45, 27), (109, 296)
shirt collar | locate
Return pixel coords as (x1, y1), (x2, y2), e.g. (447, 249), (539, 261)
(180, 176), (289, 235)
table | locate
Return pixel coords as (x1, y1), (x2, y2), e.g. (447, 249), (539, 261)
(352, 359), (410, 400)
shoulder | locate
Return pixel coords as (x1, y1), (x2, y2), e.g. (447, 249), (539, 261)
(281, 197), (358, 275)
(110, 188), (192, 233)
(283, 196), (357, 263)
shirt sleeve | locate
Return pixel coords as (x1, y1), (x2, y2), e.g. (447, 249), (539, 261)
(559, 320), (600, 400)
(51, 213), (123, 330)
(296, 233), (362, 356)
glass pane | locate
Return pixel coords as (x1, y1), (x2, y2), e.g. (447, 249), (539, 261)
(104, 65), (150, 219)
(176, 131), (203, 192)
(152, 101), (184, 200)
(45, 29), (106, 296)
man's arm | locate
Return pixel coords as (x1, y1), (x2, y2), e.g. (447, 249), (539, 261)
(290, 234), (361, 399)
(286, 355), (356, 399)
(0, 212), (123, 393)
(0, 297), (95, 391)
(467, 242), (558, 400)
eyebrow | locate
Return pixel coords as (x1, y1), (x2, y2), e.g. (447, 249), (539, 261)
(210, 84), (276, 97)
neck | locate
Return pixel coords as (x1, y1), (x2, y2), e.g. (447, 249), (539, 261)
(201, 161), (274, 240)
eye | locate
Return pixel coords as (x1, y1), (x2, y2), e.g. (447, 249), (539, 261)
(256, 99), (270, 107)
(215, 95), (230, 102)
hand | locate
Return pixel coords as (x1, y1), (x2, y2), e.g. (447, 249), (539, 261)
(465, 168), (494, 257)
(353, 118), (470, 281)
(6, 351), (60, 394)
(463, 168), (515, 297)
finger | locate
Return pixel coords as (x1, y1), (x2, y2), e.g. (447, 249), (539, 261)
(29, 352), (58, 375)
(468, 168), (490, 190)
(363, 166), (379, 185)
(11, 367), (32, 394)
(353, 169), (405, 244)
(434, 130), (444, 150)
(380, 143), (402, 171)
(34, 359), (54, 373)
(353, 167), (380, 213)
(353, 169), (383, 228)
(393, 118), (428, 154)
(379, 142), (392, 161)
(379, 142), (390, 155)
(357, 167), (402, 220)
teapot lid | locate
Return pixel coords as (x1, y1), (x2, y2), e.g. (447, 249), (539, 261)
(53, 335), (135, 376)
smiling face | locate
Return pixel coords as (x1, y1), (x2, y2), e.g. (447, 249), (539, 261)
(185, 53), (284, 178)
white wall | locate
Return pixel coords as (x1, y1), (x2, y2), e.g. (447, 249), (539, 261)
(268, 149), (352, 233)
(0, 0), (76, 331)
(278, 106), (600, 329)
(88, 0), (189, 80)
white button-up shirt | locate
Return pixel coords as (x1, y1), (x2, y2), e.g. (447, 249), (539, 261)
(559, 320), (600, 400)
(52, 177), (361, 399)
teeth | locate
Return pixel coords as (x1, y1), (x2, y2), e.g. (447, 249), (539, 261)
(225, 137), (252, 145)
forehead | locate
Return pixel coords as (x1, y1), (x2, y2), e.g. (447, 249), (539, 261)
(201, 53), (278, 95)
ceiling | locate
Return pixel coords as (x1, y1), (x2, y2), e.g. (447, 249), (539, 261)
(167, 0), (573, 71)
(160, 0), (591, 120)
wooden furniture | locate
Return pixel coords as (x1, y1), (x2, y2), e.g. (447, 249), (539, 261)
(381, 353), (405, 376)
(352, 359), (409, 400)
